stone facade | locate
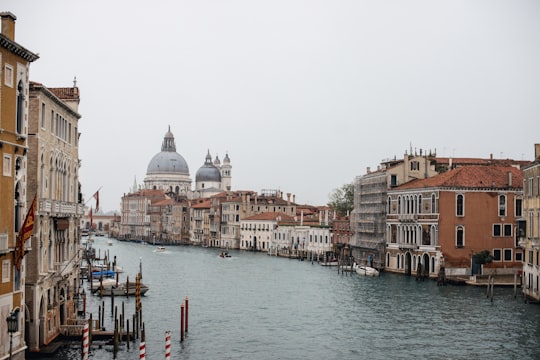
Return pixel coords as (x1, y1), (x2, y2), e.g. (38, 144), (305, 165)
(25, 80), (83, 352)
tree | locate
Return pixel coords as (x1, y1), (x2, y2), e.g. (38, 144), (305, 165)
(328, 183), (354, 217)
(472, 250), (494, 264)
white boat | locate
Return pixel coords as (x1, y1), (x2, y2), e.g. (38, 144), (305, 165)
(320, 258), (339, 266)
(155, 246), (166, 252)
(90, 278), (117, 293)
(107, 239), (113, 246)
(355, 265), (380, 277)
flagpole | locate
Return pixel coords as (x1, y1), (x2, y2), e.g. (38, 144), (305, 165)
(84, 186), (103, 205)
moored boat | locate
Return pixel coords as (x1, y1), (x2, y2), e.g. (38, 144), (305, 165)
(97, 282), (150, 297)
(355, 265), (380, 277)
(90, 278), (117, 293)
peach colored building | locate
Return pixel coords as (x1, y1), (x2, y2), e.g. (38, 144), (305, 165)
(0, 12), (39, 360)
(386, 165), (523, 279)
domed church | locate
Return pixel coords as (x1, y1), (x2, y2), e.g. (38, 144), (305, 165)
(195, 150), (232, 197)
(143, 127), (231, 198)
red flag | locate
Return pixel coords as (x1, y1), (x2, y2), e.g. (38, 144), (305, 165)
(14, 195), (37, 270)
(89, 207), (93, 229)
(93, 191), (100, 212)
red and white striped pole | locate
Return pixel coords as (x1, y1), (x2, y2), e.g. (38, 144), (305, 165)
(165, 331), (171, 359)
(139, 340), (146, 360)
(82, 322), (89, 360)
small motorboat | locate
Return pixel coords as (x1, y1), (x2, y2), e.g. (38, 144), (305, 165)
(98, 282), (150, 297)
(90, 278), (117, 293)
(219, 251), (231, 258)
(320, 258), (339, 266)
(155, 246), (166, 252)
(355, 265), (380, 277)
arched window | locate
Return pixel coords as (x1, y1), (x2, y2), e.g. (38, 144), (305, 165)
(456, 194), (464, 216)
(387, 197), (391, 213)
(499, 194), (506, 216)
(456, 225), (464, 248)
(418, 194), (422, 214)
(16, 81), (24, 134)
(431, 193), (436, 213)
(398, 196), (401, 214)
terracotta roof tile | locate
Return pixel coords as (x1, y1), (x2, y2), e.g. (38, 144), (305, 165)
(243, 212), (295, 221)
(397, 165), (523, 190)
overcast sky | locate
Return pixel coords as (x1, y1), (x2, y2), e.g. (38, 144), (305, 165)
(6, 1), (540, 212)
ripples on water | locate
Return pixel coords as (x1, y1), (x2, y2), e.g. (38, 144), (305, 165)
(54, 238), (540, 360)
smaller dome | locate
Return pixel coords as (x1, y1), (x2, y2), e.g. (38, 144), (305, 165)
(196, 151), (221, 182)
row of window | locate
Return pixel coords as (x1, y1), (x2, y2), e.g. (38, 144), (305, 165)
(40, 103), (77, 145)
(389, 193), (523, 218)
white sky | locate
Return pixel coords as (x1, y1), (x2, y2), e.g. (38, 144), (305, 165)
(5, 1), (540, 212)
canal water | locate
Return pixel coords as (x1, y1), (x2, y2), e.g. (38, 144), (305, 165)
(54, 236), (540, 360)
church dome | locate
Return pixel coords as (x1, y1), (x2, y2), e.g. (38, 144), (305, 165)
(196, 151), (221, 182)
(147, 128), (190, 175)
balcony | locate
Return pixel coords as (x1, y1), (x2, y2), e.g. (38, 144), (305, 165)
(398, 214), (417, 222)
(39, 199), (82, 216)
(398, 243), (418, 250)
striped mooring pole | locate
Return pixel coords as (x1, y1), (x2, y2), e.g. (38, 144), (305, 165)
(82, 322), (89, 360)
(139, 341), (146, 360)
(165, 331), (171, 359)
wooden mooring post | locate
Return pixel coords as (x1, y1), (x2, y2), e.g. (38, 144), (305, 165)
(185, 296), (189, 333)
(180, 303), (185, 342)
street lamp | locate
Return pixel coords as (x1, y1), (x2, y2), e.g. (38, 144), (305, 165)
(6, 308), (19, 359)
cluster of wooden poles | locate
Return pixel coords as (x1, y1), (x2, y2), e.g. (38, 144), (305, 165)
(81, 276), (190, 359)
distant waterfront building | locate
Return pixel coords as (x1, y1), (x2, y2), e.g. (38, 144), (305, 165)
(521, 144), (540, 302)
(240, 212), (288, 251)
(191, 198), (211, 246)
(219, 190), (297, 249)
(26, 80), (83, 352)
(385, 165), (523, 279)
(119, 189), (169, 240)
(80, 211), (120, 236)
(0, 12), (39, 360)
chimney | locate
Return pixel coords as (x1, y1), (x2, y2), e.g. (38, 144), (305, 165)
(367, 166), (371, 174)
(535, 144), (540, 160)
(507, 171), (512, 187)
(293, 194), (295, 203)
(286, 193), (291, 205)
(0, 12), (16, 40)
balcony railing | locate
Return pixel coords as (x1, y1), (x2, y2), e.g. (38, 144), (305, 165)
(39, 199), (84, 216)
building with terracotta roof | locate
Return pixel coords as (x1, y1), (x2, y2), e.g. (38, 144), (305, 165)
(521, 144), (540, 302)
(119, 189), (170, 240)
(0, 12), (39, 360)
(350, 148), (530, 271)
(240, 212), (293, 251)
(385, 165), (524, 279)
